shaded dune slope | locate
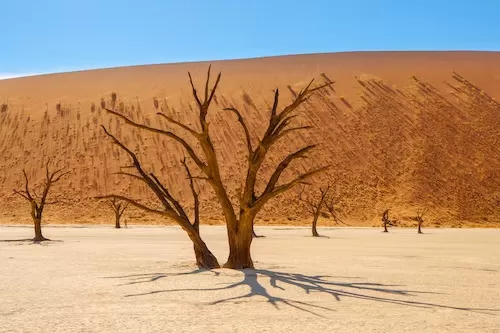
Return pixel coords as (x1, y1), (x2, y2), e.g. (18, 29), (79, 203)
(0, 52), (499, 226)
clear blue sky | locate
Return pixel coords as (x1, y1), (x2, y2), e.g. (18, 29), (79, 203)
(1, 0), (499, 77)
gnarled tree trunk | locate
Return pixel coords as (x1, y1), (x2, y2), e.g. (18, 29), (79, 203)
(224, 213), (254, 269)
(224, 230), (254, 269)
(187, 226), (220, 269)
(32, 217), (47, 242)
(31, 203), (48, 242)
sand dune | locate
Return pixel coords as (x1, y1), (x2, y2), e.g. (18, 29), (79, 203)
(0, 52), (499, 226)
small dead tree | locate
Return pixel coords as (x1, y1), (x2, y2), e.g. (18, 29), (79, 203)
(413, 208), (428, 234)
(97, 127), (220, 269)
(106, 198), (128, 228)
(103, 66), (331, 268)
(13, 161), (67, 242)
(381, 209), (398, 233)
(299, 185), (345, 237)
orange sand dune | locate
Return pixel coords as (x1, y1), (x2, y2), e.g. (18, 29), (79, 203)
(0, 51), (499, 227)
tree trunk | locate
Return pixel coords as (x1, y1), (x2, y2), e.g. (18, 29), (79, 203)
(32, 217), (48, 242)
(312, 215), (320, 237)
(115, 211), (121, 229)
(418, 224), (423, 234)
(223, 214), (254, 269)
(193, 243), (220, 269)
(185, 227), (220, 269)
(383, 222), (388, 233)
(251, 222), (263, 238)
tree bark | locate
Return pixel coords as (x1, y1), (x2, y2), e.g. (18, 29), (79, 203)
(193, 242), (220, 269)
(32, 217), (48, 242)
(251, 222), (263, 238)
(312, 215), (320, 237)
(115, 211), (121, 229)
(383, 222), (388, 233)
(418, 224), (423, 234)
(185, 227), (220, 269)
(224, 214), (254, 269)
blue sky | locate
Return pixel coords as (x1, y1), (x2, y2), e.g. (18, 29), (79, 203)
(1, 0), (499, 78)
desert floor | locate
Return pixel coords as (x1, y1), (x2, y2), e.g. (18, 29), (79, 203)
(1, 226), (499, 332)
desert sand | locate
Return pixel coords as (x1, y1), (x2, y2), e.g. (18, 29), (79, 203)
(1, 225), (499, 332)
(1, 51), (499, 228)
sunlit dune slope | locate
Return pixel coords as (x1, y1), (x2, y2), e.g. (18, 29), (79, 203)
(1, 52), (499, 226)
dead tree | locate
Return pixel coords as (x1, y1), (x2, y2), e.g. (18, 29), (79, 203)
(299, 185), (345, 237)
(97, 127), (220, 269)
(381, 209), (397, 233)
(103, 66), (331, 268)
(413, 208), (428, 234)
(13, 161), (67, 242)
(106, 198), (128, 228)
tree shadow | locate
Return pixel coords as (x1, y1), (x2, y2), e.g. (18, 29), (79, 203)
(309, 235), (330, 239)
(105, 269), (499, 317)
(0, 238), (62, 244)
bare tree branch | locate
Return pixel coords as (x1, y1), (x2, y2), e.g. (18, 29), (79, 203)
(119, 202), (129, 218)
(224, 107), (253, 156)
(206, 67), (221, 107)
(96, 195), (171, 218)
(298, 187), (318, 214)
(22, 170), (33, 201)
(324, 194), (347, 226)
(104, 109), (207, 171)
(188, 72), (203, 108)
(255, 165), (330, 208)
(156, 112), (199, 137)
(112, 171), (145, 182)
(271, 125), (312, 145)
(262, 145), (317, 196)
(101, 125), (175, 211)
(149, 172), (188, 220)
(13, 190), (30, 201)
(181, 157), (200, 229)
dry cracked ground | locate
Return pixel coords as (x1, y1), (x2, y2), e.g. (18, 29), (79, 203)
(1, 226), (499, 332)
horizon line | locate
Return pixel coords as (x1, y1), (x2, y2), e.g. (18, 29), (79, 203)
(1, 49), (499, 81)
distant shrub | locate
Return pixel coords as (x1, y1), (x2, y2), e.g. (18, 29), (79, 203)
(118, 102), (125, 113)
(111, 92), (117, 109)
(0, 103), (7, 112)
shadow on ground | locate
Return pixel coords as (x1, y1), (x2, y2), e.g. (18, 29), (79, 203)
(0, 239), (62, 244)
(105, 269), (499, 317)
